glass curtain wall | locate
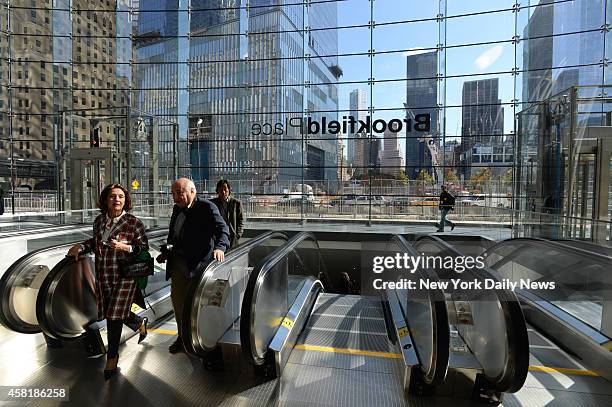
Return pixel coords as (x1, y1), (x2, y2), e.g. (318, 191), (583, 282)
(0, 0), (610, 226)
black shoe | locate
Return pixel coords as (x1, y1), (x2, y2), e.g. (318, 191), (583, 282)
(436, 229), (444, 232)
(169, 338), (184, 354)
(451, 224), (455, 231)
(104, 356), (119, 380)
(138, 317), (148, 344)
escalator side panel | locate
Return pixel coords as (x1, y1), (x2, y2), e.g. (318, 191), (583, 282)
(415, 235), (529, 393)
(36, 255), (98, 340)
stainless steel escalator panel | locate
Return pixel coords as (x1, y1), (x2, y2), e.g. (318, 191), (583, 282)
(33, 231), (168, 340)
(415, 235), (529, 393)
(37, 255), (99, 339)
(251, 256), (288, 360)
(183, 231), (289, 356)
(242, 231), (331, 366)
(386, 235), (450, 386)
(0, 245), (75, 333)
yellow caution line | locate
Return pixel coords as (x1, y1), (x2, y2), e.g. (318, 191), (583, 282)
(149, 328), (178, 335)
(142, 332), (599, 376)
(529, 365), (599, 377)
(294, 344), (402, 359)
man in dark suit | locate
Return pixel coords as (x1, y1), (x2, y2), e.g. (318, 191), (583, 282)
(211, 180), (244, 249)
(156, 178), (229, 354)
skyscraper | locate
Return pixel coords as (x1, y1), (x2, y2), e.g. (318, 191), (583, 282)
(522, 0), (606, 103)
(135, 1), (340, 187)
(381, 128), (404, 176)
(522, 0), (554, 105)
(0, 0), (130, 188)
(348, 89), (367, 166)
(405, 50), (438, 179)
(460, 78), (504, 176)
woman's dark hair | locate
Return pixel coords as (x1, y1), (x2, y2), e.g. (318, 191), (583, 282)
(98, 183), (132, 213)
(216, 179), (231, 193)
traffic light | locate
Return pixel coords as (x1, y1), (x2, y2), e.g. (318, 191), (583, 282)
(90, 119), (100, 148)
(90, 127), (100, 148)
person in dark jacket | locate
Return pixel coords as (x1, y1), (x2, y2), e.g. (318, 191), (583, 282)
(211, 180), (244, 249)
(437, 185), (455, 232)
(156, 178), (229, 354)
(338, 272), (355, 295)
(67, 183), (149, 379)
(0, 188), (4, 215)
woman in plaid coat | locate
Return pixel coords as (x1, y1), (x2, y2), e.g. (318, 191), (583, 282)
(68, 183), (149, 379)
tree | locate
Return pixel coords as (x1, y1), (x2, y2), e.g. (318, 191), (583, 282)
(469, 168), (492, 186)
(395, 170), (408, 185)
(444, 169), (458, 182)
(416, 169), (434, 183)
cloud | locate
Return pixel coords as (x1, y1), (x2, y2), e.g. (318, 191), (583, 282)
(403, 47), (432, 57)
(474, 45), (503, 70)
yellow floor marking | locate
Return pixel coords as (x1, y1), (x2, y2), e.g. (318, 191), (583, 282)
(149, 328), (178, 335)
(528, 365), (599, 377)
(294, 344), (402, 359)
(143, 331), (598, 377)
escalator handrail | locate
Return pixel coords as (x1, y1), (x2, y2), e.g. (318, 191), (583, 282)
(391, 234), (450, 385)
(241, 231), (328, 366)
(180, 230), (290, 356)
(483, 237), (612, 263)
(0, 224), (91, 240)
(415, 235), (529, 393)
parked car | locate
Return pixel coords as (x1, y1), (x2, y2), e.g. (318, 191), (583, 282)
(391, 196), (412, 207)
(277, 194), (315, 206)
(330, 195), (389, 206)
(457, 195), (486, 206)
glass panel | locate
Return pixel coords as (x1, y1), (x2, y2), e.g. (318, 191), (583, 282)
(446, 0), (516, 16)
(446, 9), (515, 46)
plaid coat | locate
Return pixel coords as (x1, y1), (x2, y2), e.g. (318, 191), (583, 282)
(83, 212), (149, 321)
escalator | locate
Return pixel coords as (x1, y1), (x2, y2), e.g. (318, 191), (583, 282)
(0, 229), (170, 351)
(413, 235), (529, 396)
(233, 232), (528, 402)
(180, 230), (291, 361)
(239, 232), (449, 389)
(479, 237), (612, 382)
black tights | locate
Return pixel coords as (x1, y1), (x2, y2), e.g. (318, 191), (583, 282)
(107, 312), (143, 358)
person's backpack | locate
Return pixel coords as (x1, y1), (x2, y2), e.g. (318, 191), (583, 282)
(447, 192), (456, 207)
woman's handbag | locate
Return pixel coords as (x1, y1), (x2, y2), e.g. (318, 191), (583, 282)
(119, 249), (154, 278)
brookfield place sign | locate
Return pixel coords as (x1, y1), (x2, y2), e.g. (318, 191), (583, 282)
(251, 114), (431, 136)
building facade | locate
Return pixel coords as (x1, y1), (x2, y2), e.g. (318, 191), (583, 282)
(348, 88), (367, 166)
(460, 78), (504, 177)
(381, 128), (404, 177)
(405, 50), (438, 179)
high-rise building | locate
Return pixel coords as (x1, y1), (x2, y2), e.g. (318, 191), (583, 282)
(348, 89), (367, 165)
(135, 0), (340, 188)
(460, 78), (504, 176)
(522, 0), (554, 105)
(522, 0), (605, 103)
(405, 50), (438, 179)
(381, 129), (404, 176)
(353, 134), (381, 176)
(0, 0), (131, 188)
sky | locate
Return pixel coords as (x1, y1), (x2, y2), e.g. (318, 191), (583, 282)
(333, 0), (529, 154)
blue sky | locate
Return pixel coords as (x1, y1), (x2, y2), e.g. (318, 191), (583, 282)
(334, 0), (525, 152)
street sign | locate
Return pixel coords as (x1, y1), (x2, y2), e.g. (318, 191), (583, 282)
(131, 180), (139, 190)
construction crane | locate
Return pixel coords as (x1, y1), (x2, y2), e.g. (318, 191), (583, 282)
(404, 102), (442, 186)
(418, 134), (442, 186)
